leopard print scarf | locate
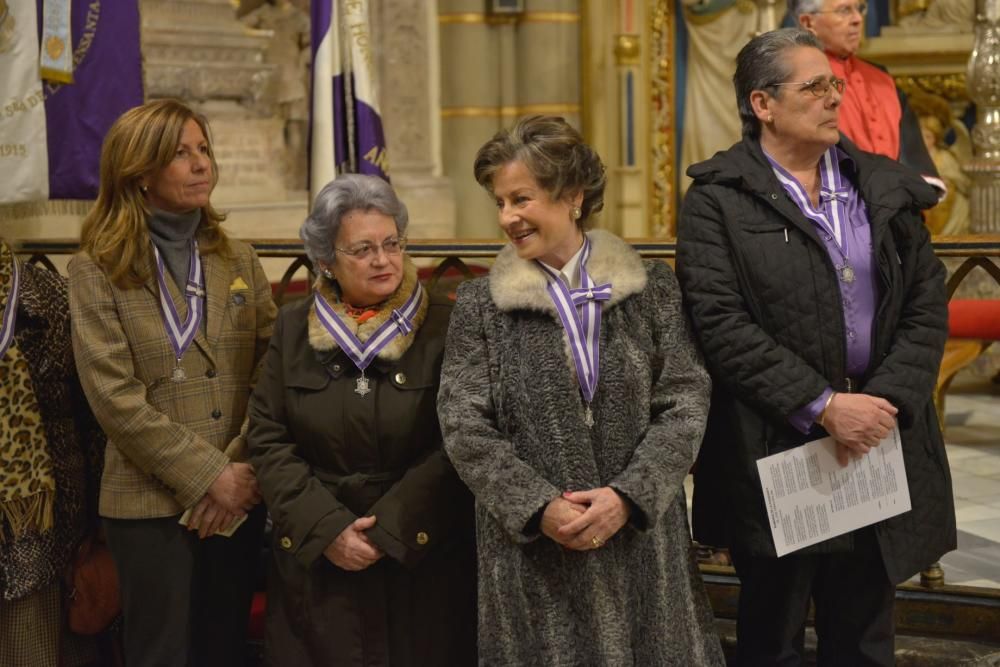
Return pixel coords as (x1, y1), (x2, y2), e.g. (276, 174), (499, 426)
(0, 242), (54, 541)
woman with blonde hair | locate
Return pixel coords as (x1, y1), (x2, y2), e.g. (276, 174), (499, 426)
(69, 99), (277, 666)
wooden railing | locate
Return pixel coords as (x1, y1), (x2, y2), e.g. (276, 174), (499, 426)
(16, 235), (1000, 644)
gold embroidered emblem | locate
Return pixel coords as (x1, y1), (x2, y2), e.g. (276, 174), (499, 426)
(45, 35), (64, 61)
(229, 277), (249, 292)
(0, 1), (15, 55)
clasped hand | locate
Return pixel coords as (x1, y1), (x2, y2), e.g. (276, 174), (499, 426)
(822, 393), (898, 466)
(324, 516), (385, 571)
(187, 462), (262, 539)
(541, 487), (631, 551)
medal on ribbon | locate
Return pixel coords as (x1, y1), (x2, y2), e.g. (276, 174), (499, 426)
(152, 241), (205, 382)
(536, 236), (612, 428)
(314, 282), (424, 397)
(0, 252), (20, 362)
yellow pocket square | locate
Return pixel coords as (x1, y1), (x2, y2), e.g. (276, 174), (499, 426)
(229, 277), (249, 291)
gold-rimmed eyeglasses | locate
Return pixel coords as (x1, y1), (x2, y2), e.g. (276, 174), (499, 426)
(812, 2), (867, 17)
(769, 76), (846, 98)
(334, 237), (406, 261)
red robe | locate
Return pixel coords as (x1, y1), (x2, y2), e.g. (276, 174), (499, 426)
(828, 53), (902, 160)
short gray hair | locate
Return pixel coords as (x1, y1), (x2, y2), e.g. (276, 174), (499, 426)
(733, 28), (823, 138)
(787, 0), (825, 20)
(299, 174), (409, 269)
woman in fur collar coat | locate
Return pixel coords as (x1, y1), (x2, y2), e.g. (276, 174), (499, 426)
(438, 116), (724, 666)
(247, 174), (476, 666)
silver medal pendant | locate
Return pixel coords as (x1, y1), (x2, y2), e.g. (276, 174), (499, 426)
(171, 364), (187, 382)
(584, 405), (594, 428)
(839, 264), (855, 284)
(354, 373), (371, 397)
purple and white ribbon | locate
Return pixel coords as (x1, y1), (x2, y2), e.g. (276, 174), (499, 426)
(314, 282), (424, 372)
(536, 236), (612, 408)
(0, 256), (21, 361)
(152, 240), (205, 367)
(767, 147), (851, 257)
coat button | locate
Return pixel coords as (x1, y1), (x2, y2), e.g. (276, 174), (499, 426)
(280, 536), (292, 550)
(205, 369), (217, 378)
(332, 364), (342, 372)
(416, 531), (429, 545)
(770, 193), (778, 200)
(211, 409), (222, 419)
(394, 372), (407, 385)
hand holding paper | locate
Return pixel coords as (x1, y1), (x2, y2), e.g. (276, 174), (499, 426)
(757, 427), (910, 557)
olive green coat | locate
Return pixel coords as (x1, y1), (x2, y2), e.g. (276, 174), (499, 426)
(247, 261), (476, 667)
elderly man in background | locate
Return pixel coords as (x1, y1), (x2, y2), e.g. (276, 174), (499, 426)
(791, 0), (946, 192)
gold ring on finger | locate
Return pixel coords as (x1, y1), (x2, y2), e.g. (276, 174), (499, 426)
(591, 535), (603, 548)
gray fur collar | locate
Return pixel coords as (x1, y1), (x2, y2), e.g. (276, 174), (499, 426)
(489, 229), (647, 314)
(307, 256), (428, 362)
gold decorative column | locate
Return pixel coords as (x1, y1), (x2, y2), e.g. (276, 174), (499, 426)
(649, 0), (675, 236)
(614, 30), (645, 237)
(966, 0), (1000, 233)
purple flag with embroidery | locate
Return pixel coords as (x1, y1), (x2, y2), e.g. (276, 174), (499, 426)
(309, 0), (389, 197)
(42, 0), (143, 199)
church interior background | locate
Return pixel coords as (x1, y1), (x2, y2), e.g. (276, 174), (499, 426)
(3, 0), (1000, 658)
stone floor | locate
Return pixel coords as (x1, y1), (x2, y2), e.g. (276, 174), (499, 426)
(930, 373), (1000, 589)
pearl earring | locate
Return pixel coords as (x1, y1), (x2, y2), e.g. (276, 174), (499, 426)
(571, 206), (582, 220)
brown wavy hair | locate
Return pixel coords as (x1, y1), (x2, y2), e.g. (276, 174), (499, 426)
(473, 115), (606, 228)
(80, 99), (229, 289)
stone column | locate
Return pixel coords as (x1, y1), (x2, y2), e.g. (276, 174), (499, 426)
(142, 0), (310, 281)
(966, 0), (1000, 233)
(141, 0), (289, 207)
(439, 1), (582, 238)
(373, 0), (457, 238)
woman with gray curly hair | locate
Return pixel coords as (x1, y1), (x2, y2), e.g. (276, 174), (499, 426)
(247, 173), (476, 665)
(438, 115), (724, 665)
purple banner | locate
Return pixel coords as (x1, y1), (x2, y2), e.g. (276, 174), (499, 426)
(40, 0), (143, 199)
(352, 81), (388, 180)
(329, 74), (387, 180)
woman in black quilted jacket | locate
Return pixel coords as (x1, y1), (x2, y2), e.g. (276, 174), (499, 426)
(676, 27), (955, 667)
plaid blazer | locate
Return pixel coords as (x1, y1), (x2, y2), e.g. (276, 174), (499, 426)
(69, 238), (276, 519)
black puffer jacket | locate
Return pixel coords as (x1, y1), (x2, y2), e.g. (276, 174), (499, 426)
(676, 136), (956, 584)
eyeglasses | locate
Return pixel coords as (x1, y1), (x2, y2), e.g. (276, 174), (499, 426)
(812, 2), (867, 17)
(769, 76), (846, 98)
(334, 237), (405, 261)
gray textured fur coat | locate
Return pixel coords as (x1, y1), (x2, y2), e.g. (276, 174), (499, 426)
(438, 230), (724, 666)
